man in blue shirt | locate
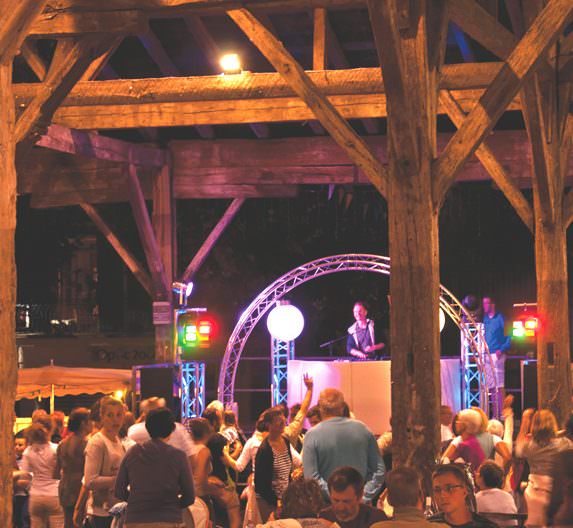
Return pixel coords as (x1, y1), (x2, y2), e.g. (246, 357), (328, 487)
(302, 388), (385, 503)
(482, 296), (511, 416)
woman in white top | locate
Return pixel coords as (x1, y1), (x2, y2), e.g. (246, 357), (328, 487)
(22, 423), (64, 528)
(515, 409), (572, 527)
(83, 396), (125, 528)
(224, 417), (267, 527)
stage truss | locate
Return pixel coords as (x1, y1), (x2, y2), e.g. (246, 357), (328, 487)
(218, 254), (497, 414)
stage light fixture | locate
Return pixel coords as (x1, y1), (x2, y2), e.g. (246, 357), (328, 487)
(439, 308), (446, 332)
(266, 301), (304, 341)
(172, 281), (194, 306)
(512, 315), (539, 338)
(220, 53), (241, 74)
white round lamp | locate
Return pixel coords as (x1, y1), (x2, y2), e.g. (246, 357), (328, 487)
(439, 308), (446, 332)
(266, 302), (305, 341)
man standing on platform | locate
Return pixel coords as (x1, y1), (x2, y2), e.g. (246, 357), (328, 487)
(347, 301), (385, 360)
(482, 296), (511, 416)
(303, 388), (385, 503)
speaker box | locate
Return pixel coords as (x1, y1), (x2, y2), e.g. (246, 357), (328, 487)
(521, 360), (538, 410)
(139, 367), (176, 410)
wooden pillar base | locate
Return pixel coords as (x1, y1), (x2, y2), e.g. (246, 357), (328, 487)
(535, 221), (572, 424)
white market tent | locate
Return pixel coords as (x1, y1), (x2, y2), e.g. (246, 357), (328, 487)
(17, 365), (131, 400)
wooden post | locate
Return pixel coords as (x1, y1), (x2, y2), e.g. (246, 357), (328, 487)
(535, 219), (571, 423)
(519, 5), (573, 424)
(368, 0), (448, 471)
(0, 61), (17, 527)
(152, 163), (175, 362)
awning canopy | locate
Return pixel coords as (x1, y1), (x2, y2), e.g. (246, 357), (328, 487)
(17, 365), (132, 400)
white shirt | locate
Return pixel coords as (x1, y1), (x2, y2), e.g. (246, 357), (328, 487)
(128, 421), (195, 457)
(235, 432), (264, 473)
(440, 424), (453, 442)
(21, 442), (60, 497)
(476, 488), (517, 525)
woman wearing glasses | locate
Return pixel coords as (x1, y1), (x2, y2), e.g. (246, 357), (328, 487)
(429, 465), (496, 528)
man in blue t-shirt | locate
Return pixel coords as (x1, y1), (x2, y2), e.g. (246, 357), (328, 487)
(482, 296), (511, 416)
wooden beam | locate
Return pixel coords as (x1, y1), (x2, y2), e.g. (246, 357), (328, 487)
(80, 36), (123, 81)
(230, 8), (388, 195)
(0, 58), (17, 528)
(313, 8), (326, 70)
(20, 41), (47, 80)
(450, 0), (516, 60)
(126, 164), (169, 298)
(36, 124), (168, 167)
(505, 0), (525, 37)
(0, 0), (48, 64)
(521, 78), (559, 225)
(152, 164), (175, 285)
(12, 63), (510, 105)
(433, 0), (573, 205)
(563, 188), (573, 227)
(79, 202), (154, 295)
(28, 9), (148, 38)
(15, 36), (111, 145)
(182, 198), (245, 281)
(25, 88), (521, 130)
(440, 90), (534, 231)
(20, 130), (562, 207)
(31, 0), (361, 18)
(152, 164), (175, 362)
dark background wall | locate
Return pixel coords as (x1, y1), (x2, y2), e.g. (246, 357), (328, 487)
(16, 181), (571, 424)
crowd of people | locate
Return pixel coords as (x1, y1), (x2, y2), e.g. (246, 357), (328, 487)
(12, 375), (573, 528)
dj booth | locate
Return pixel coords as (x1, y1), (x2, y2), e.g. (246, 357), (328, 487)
(287, 358), (461, 435)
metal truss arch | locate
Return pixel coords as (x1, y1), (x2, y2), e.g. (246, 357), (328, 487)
(218, 254), (495, 413)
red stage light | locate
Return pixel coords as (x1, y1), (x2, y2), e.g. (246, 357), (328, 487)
(524, 318), (539, 330)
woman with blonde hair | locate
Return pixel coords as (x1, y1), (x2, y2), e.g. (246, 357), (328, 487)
(22, 423), (64, 528)
(83, 396), (125, 528)
(516, 408), (573, 526)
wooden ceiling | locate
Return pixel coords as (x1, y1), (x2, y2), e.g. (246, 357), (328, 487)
(7, 0), (573, 203)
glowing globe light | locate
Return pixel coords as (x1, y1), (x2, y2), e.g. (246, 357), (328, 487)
(220, 53), (241, 74)
(266, 303), (305, 341)
(439, 308), (446, 332)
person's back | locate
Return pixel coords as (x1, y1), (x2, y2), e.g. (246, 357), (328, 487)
(304, 417), (374, 479)
(303, 389), (384, 503)
(475, 489), (517, 525)
(115, 408), (195, 525)
(117, 439), (194, 522)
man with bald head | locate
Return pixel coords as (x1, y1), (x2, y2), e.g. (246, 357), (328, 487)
(302, 388), (385, 503)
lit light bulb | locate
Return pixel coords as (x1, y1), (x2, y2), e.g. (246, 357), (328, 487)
(267, 304), (305, 341)
(220, 53), (241, 74)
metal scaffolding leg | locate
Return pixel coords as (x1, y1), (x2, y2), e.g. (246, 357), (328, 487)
(271, 338), (294, 406)
(181, 361), (206, 423)
(460, 323), (487, 411)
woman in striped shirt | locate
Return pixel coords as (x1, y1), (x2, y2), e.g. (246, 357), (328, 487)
(255, 406), (301, 522)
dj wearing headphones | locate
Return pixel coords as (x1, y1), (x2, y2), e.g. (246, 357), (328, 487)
(347, 301), (385, 360)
